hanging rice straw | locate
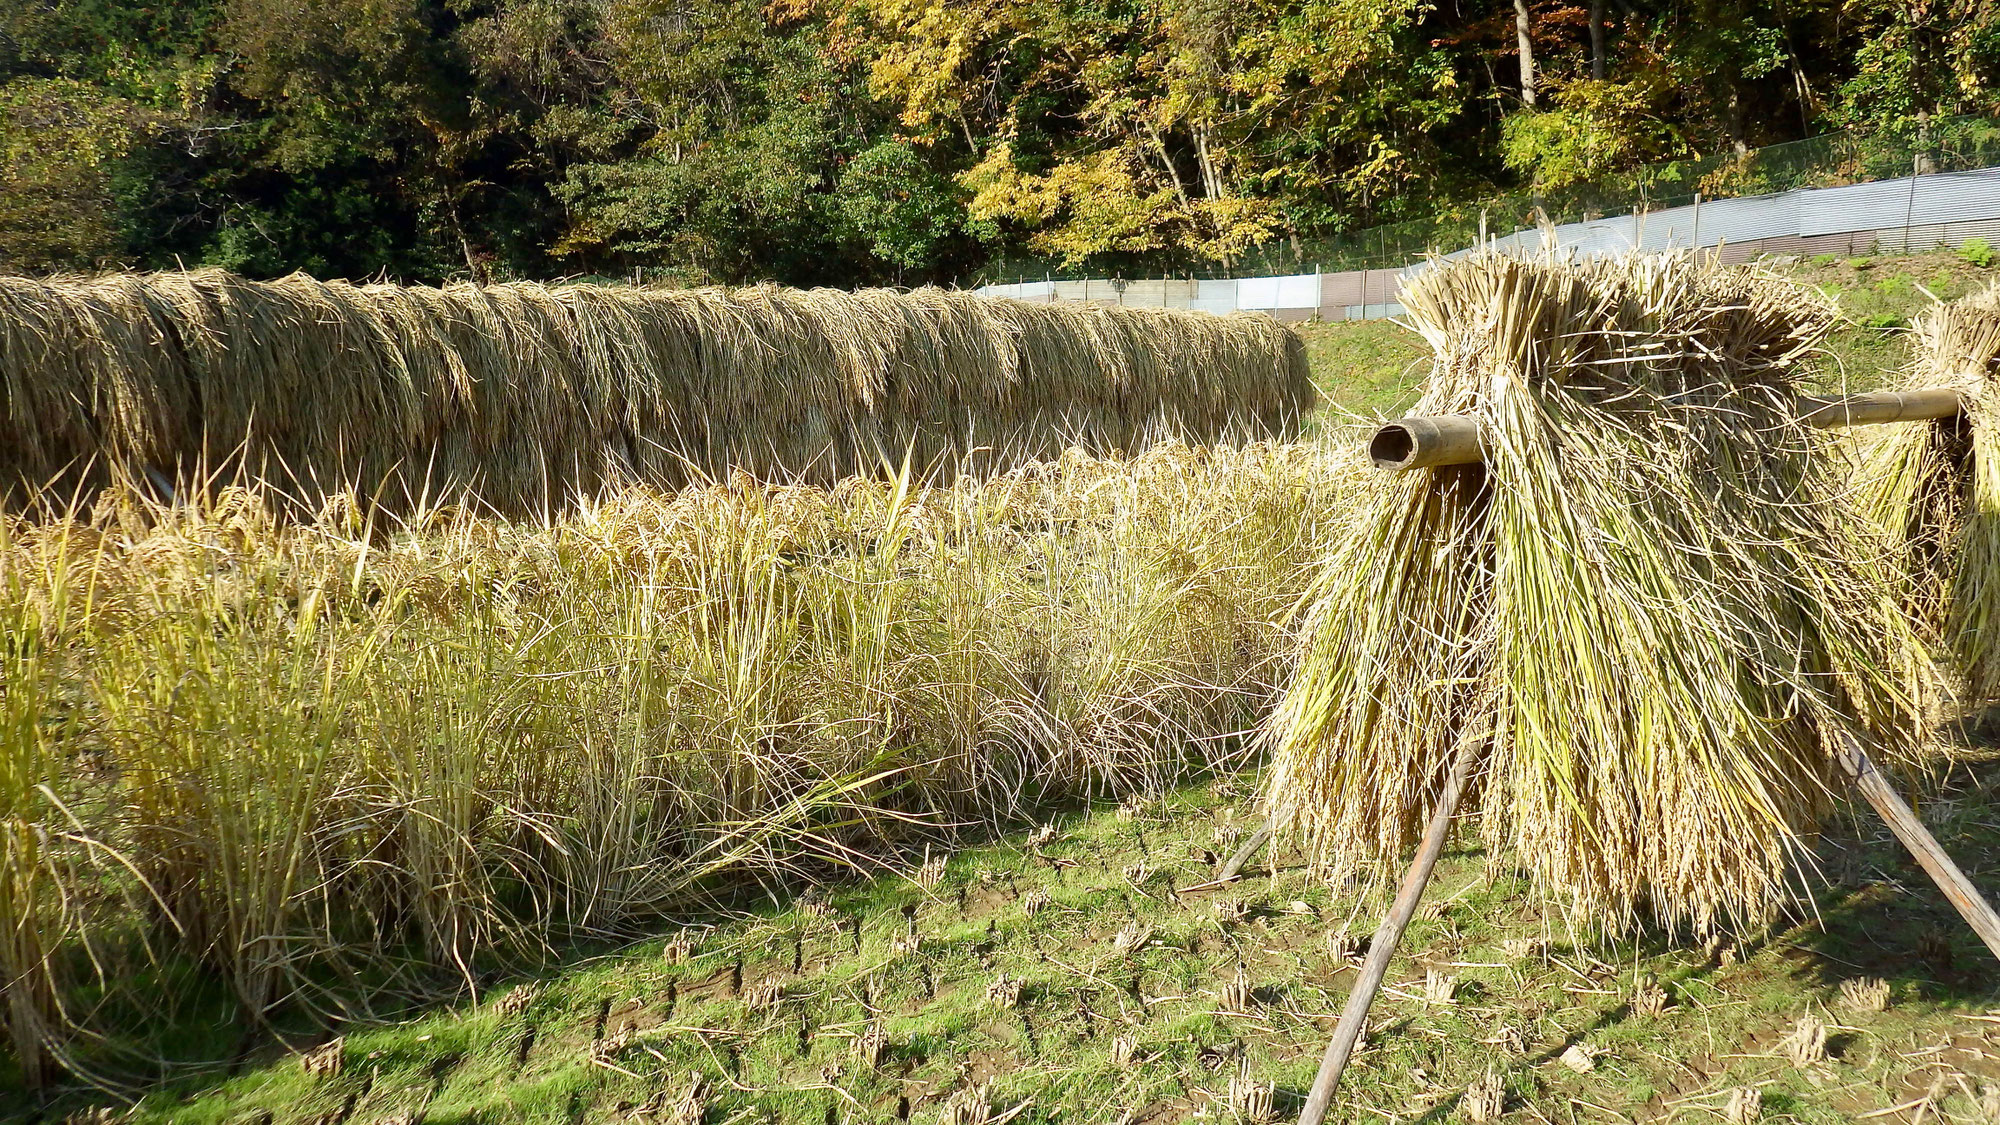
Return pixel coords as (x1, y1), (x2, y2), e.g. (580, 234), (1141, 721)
(1855, 284), (2000, 700)
(0, 272), (1316, 516)
(1265, 251), (1939, 933)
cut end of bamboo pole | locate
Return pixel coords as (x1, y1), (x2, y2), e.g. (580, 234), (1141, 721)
(1367, 416), (1484, 470)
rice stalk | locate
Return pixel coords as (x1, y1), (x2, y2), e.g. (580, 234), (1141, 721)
(0, 273), (1317, 517)
(1265, 252), (1937, 933)
(0, 516), (78, 1087)
(0, 436), (1355, 1082)
(1857, 284), (2000, 699)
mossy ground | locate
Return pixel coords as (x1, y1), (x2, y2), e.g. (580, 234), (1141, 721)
(22, 744), (2000, 1125)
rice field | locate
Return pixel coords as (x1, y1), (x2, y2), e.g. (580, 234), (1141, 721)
(6, 253), (2000, 1114)
(0, 437), (1353, 1088)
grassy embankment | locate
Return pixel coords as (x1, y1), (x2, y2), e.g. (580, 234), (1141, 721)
(40, 764), (2000, 1124)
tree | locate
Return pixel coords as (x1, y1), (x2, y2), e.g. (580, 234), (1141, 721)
(833, 139), (969, 276)
(1514, 0), (1537, 106)
(0, 78), (159, 269)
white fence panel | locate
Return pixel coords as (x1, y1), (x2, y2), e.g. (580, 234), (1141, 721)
(1556, 214), (1642, 257)
(1691, 194), (1796, 244)
(1236, 274), (1320, 309)
(1911, 169), (2000, 228)
(974, 162), (2000, 319)
(1799, 178), (1910, 237)
(1633, 203), (1700, 250)
(1191, 277), (1238, 314)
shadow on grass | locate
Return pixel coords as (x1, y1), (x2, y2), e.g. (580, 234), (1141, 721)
(6, 769), (1249, 1122)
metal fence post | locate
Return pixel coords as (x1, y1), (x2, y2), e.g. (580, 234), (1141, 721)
(1905, 154), (1921, 253)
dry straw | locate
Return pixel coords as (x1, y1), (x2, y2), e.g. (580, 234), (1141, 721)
(0, 437), (1355, 1083)
(1854, 283), (2000, 699)
(1265, 252), (1936, 933)
(0, 272), (1315, 515)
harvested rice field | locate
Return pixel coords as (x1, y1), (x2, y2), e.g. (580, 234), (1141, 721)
(8, 249), (2000, 1124)
(13, 762), (2000, 1123)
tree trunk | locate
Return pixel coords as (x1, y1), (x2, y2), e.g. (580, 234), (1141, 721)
(1193, 122), (1224, 201)
(1144, 123), (1193, 204)
(1514, 0), (1537, 107)
(1589, 0), (1606, 80)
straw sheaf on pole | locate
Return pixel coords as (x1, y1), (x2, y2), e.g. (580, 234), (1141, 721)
(0, 272), (1316, 516)
(1854, 284), (2000, 701)
(1264, 251), (1941, 935)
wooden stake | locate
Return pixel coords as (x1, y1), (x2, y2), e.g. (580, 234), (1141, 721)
(1833, 731), (2000, 963)
(1297, 739), (1483, 1125)
(1220, 816), (1275, 882)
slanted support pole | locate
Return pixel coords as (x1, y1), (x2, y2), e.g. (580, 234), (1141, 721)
(1176, 816), (1276, 894)
(1297, 739), (1483, 1125)
(1833, 731), (2000, 963)
(1220, 816), (1275, 882)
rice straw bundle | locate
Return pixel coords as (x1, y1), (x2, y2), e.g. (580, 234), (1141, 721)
(1856, 284), (2000, 700)
(0, 272), (1315, 516)
(1265, 252), (1935, 933)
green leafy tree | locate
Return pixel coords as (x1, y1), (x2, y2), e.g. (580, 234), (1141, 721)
(1501, 79), (1684, 191)
(0, 78), (159, 269)
(833, 139), (967, 275)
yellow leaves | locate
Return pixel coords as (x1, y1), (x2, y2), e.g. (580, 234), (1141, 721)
(1183, 195), (1281, 263)
(840, 0), (1021, 136)
(964, 146), (1168, 262)
(967, 146), (1172, 264)
(831, 0), (1433, 263)
(962, 145), (1058, 224)
(762, 0), (819, 25)
(963, 143), (1276, 266)
(1338, 135), (1410, 199)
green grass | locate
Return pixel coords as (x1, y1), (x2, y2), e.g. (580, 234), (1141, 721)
(1295, 318), (1429, 417)
(29, 760), (2000, 1123)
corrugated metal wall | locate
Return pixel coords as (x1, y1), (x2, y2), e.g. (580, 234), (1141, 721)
(975, 165), (2000, 319)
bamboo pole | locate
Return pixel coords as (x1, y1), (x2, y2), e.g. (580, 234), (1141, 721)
(1297, 739), (1483, 1125)
(1368, 389), (1968, 471)
(1288, 730), (2000, 1124)
(1800, 388), (1966, 429)
(1833, 731), (2000, 962)
(1177, 816), (1276, 894)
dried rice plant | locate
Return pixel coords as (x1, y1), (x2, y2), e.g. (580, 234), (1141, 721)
(1837, 975), (1890, 1013)
(1228, 1057), (1277, 1123)
(1854, 283), (2000, 699)
(1265, 252), (1937, 933)
(0, 436), (1354, 1084)
(1461, 1068), (1505, 1122)
(0, 272), (1317, 516)
(1779, 1013), (1828, 1066)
